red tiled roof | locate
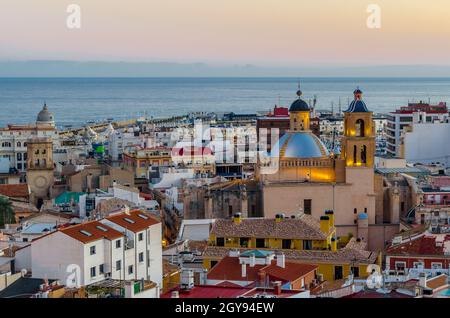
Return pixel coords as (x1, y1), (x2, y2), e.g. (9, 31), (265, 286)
(171, 146), (213, 157)
(106, 210), (160, 233)
(0, 184), (30, 199)
(139, 192), (153, 200)
(60, 220), (123, 244)
(211, 215), (329, 240)
(386, 235), (450, 257)
(343, 290), (413, 298)
(207, 256), (265, 281)
(161, 285), (251, 298)
(262, 262), (317, 282)
(207, 256), (317, 284)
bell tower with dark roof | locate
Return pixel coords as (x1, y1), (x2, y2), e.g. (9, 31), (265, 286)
(341, 88), (375, 168)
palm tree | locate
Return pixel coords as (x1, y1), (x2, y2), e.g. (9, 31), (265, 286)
(0, 196), (15, 228)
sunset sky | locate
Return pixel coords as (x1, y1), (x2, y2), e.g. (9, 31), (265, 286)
(1, 0), (450, 67)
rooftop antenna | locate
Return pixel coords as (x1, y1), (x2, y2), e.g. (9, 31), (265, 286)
(331, 101), (334, 116)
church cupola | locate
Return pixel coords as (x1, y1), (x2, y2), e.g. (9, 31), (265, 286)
(289, 89), (311, 131)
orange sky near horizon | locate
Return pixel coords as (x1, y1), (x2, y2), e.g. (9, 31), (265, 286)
(0, 0), (450, 65)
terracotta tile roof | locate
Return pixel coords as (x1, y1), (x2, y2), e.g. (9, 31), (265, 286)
(203, 241), (378, 265)
(262, 262), (317, 282)
(105, 210), (160, 233)
(60, 220), (123, 244)
(343, 290), (413, 298)
(0, 184), (30, 199)
(211, 215), (329, 240)
(160, 285), (252, 298)
(207, 255), (317, 284)
(207, 256), (265, 281)
(386, 234), (450, 257)
(426, 274), (449, 290)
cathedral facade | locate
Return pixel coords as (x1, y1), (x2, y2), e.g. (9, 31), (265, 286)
(259, 88), (391, 250)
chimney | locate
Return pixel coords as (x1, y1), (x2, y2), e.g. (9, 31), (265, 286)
(320, 216), (330, 234)
(249, 254), (256, 267)
(273, 281), (282, 295)
(325, 210), (335, 228)
(276, 254), (285, 268)
(330, 237), (337, 252)
(258, 271), (266, 287)
(275, 214), (284, 223)
(419, 272), (427, 288)
(241, 263), (247, 278)
(233, 213), (242, 224)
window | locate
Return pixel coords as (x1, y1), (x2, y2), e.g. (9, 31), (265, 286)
(304, 199), (312, 215)
(216, 237), (225, 247)
(17, 153), (22, 160)
(239, 237), (249, 248)
(355, 119), (365, 137)
(17, 142), (21, 147)
(303, 240), (313, 250)
(282, 239), (292, 249)
(413, 261), (424, 269)
(90, 246), (96, 255)
(99, 264), (104, 275)
(395, 261), (406, 272)
(351, 266), (360, 278)
(35, 149), (39, 155)
(116, 260), (122, 271)
(228, 205), (233, 217)
(401, 202), (405, 212)
(116, 239), (121, 248)
(334, 266), (343, 280)
(128, 265), (134, 275)
(361, 145), (367, 164)
(431, 262), (442, 269)
(138, 232), (144, 241)
(90, 266), (96, 278)
(353, 145), (357, 164)
(139, 252), (144, 263)
(255, 238), (265, 248)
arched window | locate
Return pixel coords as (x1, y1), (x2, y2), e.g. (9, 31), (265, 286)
(361, 145), (367, 164)
(17, 142), (21, 147)
(353, 145), (357, 164)
(355, 119), (365, 137)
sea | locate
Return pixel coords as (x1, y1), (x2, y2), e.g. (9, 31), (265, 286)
(0, 77), (450, 129)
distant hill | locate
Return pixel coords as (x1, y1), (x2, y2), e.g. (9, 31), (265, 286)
(1, 60), (450, 77)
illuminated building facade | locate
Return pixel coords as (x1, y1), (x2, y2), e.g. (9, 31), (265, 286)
(260, 89), (387, 250)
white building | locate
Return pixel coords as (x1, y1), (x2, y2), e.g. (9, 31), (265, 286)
(400, 112), (450, 167)
(385, 102), (448, 157)
(0, 104), (58, 174)
(31, 210), (162, 288)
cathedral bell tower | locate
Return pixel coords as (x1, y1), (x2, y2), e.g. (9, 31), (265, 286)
(341, 88), (375, 167)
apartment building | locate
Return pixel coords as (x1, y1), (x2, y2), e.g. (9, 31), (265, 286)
(385, 101), (448, 157)
(31, 210), (162, 288)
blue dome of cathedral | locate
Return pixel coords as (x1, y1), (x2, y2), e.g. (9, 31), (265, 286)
(270, 132), (329, 159)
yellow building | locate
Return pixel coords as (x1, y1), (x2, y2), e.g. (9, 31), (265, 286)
(123, 146), (172, 178)
(203, 212), (381, 282)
